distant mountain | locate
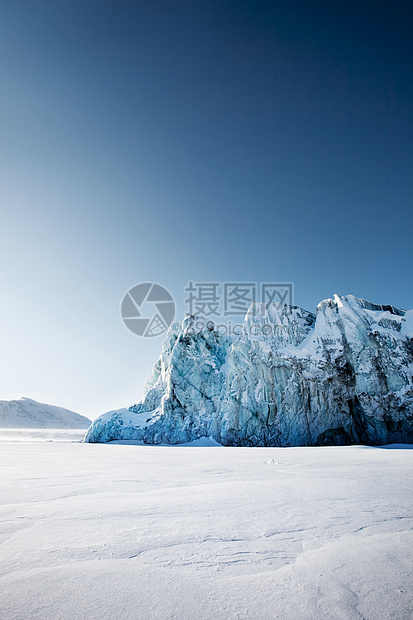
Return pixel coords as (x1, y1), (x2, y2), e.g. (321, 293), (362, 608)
(86, 295), (413, 446)
(0, 398), (91, 429)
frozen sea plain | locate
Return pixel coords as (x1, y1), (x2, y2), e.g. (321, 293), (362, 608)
(0, 439), (412, 620)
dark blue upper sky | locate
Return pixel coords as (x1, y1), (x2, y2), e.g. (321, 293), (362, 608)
(1, 1), (412, 415)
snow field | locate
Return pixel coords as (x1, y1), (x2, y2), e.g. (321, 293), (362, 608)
(0, 442), (412, 619)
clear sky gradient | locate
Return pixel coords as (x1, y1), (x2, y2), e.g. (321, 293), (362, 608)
(1, 1), (412, 418)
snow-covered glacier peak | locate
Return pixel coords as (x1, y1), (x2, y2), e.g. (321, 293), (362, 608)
(85, 294), (413, 446)
(242, 302), (315, 348)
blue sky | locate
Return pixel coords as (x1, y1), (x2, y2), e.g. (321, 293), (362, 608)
(1, 1), (412, 417)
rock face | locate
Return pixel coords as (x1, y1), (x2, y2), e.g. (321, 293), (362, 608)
(85, 295), (413, 446)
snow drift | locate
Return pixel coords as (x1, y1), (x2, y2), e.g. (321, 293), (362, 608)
(85, 295), (413, 446)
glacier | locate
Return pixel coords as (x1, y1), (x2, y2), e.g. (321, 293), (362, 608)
(85, 295), (413, 446)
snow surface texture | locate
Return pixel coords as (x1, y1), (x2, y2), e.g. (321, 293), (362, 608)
(0, 398), (91, 429)
(86, 295), (413, 446)
(0, 442), (412, 620)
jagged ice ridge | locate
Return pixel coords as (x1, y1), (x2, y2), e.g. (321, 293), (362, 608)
(85, 295), (413, 446)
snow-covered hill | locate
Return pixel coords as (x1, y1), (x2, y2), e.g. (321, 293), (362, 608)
(86, 294), (413, 446)
(0, 398), (91, 429)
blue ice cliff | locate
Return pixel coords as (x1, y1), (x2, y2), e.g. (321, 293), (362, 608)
(85, 295), (413, 446)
